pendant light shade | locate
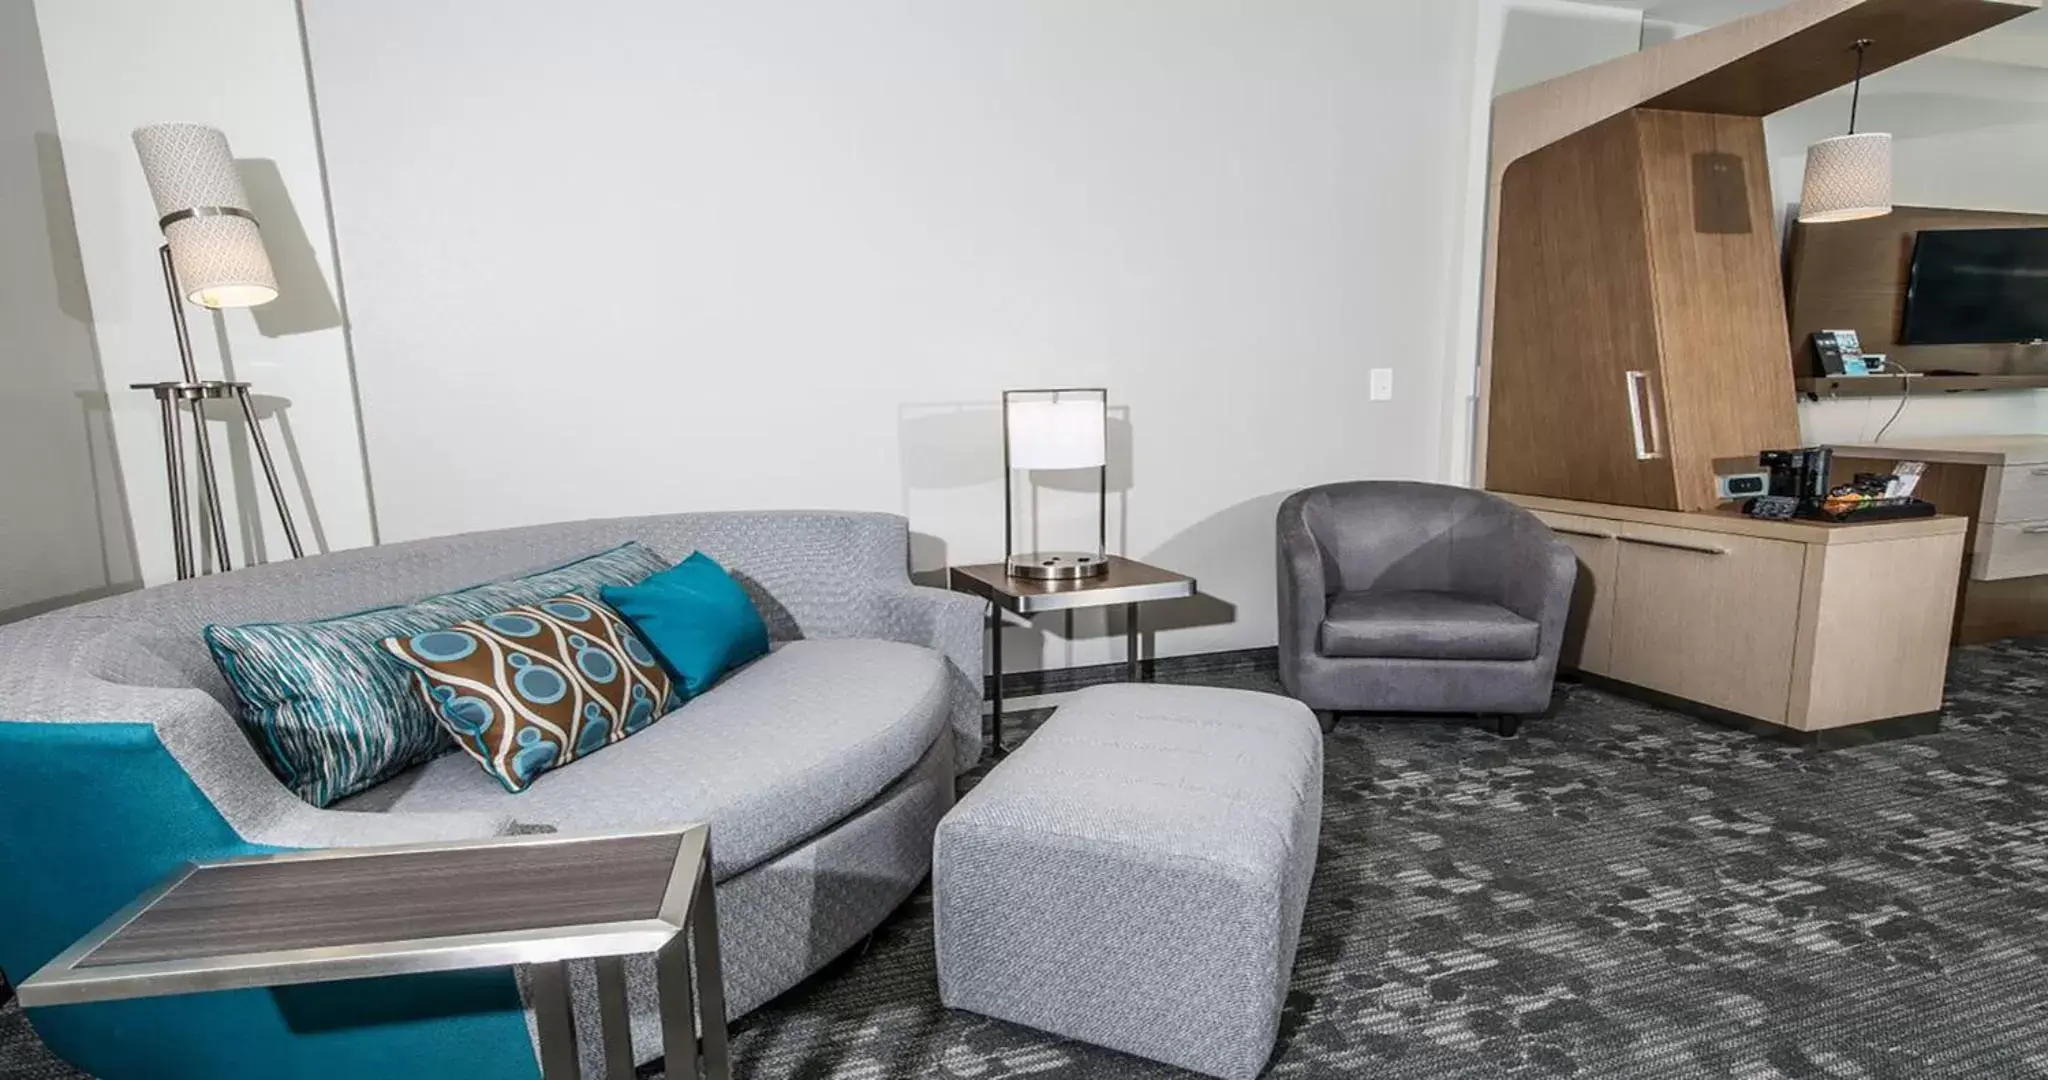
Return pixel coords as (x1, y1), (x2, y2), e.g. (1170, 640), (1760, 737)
(132, 123), (278, 309)
(1797, 39), (1892, 225)
(1798, 132), (1894, 224)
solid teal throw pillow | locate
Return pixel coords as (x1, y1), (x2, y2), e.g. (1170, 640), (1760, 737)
(602, 552), (770, 697)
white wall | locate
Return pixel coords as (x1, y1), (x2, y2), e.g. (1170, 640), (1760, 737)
(1765, 36), (2048, 443)
(32, 0), (376, 587)
(303, 0), (1483, 668)
(0, 0), (138, 622)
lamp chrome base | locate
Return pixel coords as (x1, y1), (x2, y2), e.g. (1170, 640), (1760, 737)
(1007, 551), (1110, 581)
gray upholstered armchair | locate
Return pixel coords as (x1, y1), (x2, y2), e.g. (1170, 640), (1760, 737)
(1276, 481), (1577, 735)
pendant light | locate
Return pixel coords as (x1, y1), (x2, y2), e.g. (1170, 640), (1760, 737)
(1799, 39), (1893, 224)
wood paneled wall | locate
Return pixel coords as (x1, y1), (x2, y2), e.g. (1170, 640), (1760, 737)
(1784, 205), (2048, 378)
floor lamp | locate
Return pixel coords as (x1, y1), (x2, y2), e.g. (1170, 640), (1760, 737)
(131, 122), (304, 580)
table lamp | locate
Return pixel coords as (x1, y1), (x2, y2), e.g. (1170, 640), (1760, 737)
(131, 122), (303, 579)
(1002, 388), (1109, 580)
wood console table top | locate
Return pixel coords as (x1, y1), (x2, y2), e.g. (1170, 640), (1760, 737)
(1502, 493), (1967, 547)
(18, 828), (707, 1008)
(1827, 436), (2048, 469)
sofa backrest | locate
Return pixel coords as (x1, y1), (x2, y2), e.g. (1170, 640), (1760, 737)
(0, 510), (911, 726)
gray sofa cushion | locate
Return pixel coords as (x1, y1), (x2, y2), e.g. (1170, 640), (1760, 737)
(1319, 589), (1540, 661)
(338, 637), (951, 880)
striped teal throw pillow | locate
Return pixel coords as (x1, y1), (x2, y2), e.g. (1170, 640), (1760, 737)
(206, 541), (672, 806)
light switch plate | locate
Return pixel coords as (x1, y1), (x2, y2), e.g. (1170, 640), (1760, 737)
(1369, 368), (1394, 401)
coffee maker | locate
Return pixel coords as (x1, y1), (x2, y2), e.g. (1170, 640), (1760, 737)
(1759, 446), (1833, 501)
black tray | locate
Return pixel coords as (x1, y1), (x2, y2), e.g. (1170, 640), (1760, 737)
(1794, 497), (1937, 523)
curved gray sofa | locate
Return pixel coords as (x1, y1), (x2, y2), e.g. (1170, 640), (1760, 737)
(0, 510), (983, 1068)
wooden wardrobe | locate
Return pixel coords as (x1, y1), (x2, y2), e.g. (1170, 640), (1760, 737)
(1475, 0), (2038, 514)
(1486, 108), (1797, 512)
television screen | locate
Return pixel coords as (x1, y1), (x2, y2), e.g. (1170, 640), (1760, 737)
(1901, 228), (2048, 345)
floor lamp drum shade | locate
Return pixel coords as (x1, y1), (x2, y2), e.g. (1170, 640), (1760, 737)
(1799, 132), (1893, 224)
(1002, 388), (1111, 580)
(132, 123), (277, 309)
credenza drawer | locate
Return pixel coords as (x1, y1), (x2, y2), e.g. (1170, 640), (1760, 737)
(1984, 464), (2048, 525)
(1973, 520), (2048, 581)
(1606, 522), (1805, 723)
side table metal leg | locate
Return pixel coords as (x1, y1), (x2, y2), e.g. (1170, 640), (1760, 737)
(989, 604), (1005, 756)
(656, 934), (701, 1080)
(595, 956), (635, 1078)
(1126, 602), (1141, 682)
(530, 960), (581, 1080)
(186, 394), (233, 572)
(155, 393), (193, 580)
(691, 860), (731, 1080)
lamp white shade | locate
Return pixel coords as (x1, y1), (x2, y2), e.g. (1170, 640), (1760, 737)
(1797, 132), (1893, 224)
(1007, 397), (1107, 470)
(132, 123), (278, 308)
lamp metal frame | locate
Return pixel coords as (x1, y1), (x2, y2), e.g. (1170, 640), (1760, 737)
(1001, 387), (1110, 581)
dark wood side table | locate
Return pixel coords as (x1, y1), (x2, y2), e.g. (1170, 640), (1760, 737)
(948, 555), (1197, 754)
(16, 827), (728, 1080)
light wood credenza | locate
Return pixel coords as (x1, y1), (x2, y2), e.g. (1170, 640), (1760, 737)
(1831, 437), (2048, 644)
(1504, 495), (1966, 739)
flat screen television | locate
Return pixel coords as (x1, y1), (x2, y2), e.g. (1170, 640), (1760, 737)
(1901, 227), (2048, 345)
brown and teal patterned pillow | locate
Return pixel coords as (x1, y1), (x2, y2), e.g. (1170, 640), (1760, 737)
(382, 595), (683, 793)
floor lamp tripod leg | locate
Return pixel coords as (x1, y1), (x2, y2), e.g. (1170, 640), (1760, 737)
(234, 385), (304, 559)
(187, 393), (233, 573)
(157, 393), (193, 581)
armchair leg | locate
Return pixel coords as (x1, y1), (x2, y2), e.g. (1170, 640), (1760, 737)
(1492, 714), (1523, 739)
(1317, 710), (1338, 734)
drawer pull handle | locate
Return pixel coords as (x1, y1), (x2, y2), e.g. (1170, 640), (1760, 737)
(1552, 527), (1618, 541)
(1618, 536), (1727, 556)
(2022, 525), (2048, 535)
(2030, 468), (2048, 477)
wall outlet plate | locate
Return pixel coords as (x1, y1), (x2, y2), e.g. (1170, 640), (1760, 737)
(1716, 472), (1770, 500)
(1369, 368), (1393, 401)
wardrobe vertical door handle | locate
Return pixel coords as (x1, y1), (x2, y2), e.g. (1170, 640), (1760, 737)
(1625, 371), (1663, 461)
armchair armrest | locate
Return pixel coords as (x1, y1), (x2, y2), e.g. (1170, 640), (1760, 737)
(1454, 507), (1579, 660)
(1277, 496), (1331, 684)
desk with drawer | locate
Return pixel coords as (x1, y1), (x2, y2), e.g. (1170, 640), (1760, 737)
(1830, 436), (2048, 644)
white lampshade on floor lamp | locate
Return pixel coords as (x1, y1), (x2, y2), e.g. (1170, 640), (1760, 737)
(131, 122), (303, 579)
(1799, 39), (1893, 225)
(1002, 388), (1110, 580)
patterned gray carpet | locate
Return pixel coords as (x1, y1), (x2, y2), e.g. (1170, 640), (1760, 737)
(8, 641), (2048, 1079)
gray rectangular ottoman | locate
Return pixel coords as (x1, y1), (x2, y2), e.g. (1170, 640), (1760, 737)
(934, 683), (1323, 1080)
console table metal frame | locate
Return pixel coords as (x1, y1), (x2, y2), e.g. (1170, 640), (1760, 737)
(948, 555), (1197, 754)
(16, 827), (728, 1080)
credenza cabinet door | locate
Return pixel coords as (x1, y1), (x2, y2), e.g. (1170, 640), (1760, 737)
(1530, 510), (1620, 674)
(1607, 522), (1805, 723)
